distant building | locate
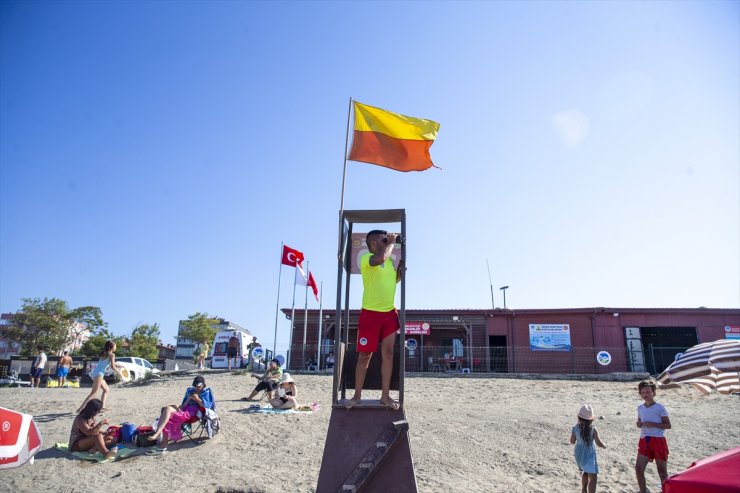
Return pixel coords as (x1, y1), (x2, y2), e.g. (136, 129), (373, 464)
(0, 313), (90, 357)
(157, 343), (176, 360)
(0, 313), (21, 358)
(175, 318), (247, 360)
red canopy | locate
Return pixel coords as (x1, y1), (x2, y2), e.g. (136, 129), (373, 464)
(0, 407), (43, 469)
(663, 447), (740, 493)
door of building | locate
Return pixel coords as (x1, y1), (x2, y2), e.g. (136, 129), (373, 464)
(640, 327), (698, 374)
(489, 336), (508, 373)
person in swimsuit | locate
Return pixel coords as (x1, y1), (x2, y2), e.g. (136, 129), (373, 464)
(269, 372), (298, 410)
(76, 340), (124, 412)
(69, 398), (119, 460)
(57, 350), (73, 388)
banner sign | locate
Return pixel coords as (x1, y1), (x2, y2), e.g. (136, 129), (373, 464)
(725, 326), (740, 340)
(405, 322), (430, 335)
(529, 324), (571, 351)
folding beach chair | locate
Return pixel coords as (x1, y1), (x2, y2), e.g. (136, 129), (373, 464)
(182, 408), (219, 445)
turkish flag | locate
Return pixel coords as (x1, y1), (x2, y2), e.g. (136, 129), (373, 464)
(281, 245), (304, 267)
(307, 271), (319, 301)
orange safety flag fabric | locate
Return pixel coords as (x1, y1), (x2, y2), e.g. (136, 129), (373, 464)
(348, 101), (440, 172)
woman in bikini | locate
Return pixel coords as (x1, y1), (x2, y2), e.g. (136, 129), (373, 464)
(269, 372), (298, 410)
(69, 398), (118, 460)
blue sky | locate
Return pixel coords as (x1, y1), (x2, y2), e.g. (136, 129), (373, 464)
(1, 1), (738, 352)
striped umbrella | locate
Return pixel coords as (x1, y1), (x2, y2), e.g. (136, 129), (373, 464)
(657, 339), (740, 395)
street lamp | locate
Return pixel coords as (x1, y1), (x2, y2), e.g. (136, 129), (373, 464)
(499, 285), (509, 309)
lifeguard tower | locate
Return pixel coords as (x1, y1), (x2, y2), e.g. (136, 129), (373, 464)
(316, 209), (417, 493)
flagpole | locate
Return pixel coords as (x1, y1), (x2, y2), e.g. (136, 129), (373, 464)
(272, 243), (284, 357)
(317, 281), (323, 371)
(301, 261), (310, 371)
(338, 97), (353, 218)
(288, 265), (299, 370)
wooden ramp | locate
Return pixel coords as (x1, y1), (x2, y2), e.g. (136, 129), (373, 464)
(316, 403), (418, 493)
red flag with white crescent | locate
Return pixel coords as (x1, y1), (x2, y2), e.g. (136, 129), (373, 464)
(281, 245), (304, 267)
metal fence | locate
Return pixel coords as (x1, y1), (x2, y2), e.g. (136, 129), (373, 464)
(282, 344), (661, 375)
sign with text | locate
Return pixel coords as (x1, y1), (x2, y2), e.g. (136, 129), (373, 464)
(405, 322), (431, 335)
(529, 324), (571, 351)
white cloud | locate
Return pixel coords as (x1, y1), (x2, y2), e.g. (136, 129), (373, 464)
(551, 110), (590, 149)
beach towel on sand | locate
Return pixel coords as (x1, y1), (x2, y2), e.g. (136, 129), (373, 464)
(54, 443), (136, 462)
(246, 403), (321, 414)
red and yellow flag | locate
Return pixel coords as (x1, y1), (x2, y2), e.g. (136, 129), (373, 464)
(348, 101), (440, 172)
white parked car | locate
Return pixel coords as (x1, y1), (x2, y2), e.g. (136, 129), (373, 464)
(105, 357), (160, 382)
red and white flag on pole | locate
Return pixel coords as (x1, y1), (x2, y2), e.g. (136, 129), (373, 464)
(282, 245), (304, 267)
(295, 264), (308, 285)
(307, 271), (319, 301)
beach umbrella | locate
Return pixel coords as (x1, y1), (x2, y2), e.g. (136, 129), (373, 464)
(0, 407), (43, 469)
(656, 339), (740, 395)
(662, 447), (740, 493)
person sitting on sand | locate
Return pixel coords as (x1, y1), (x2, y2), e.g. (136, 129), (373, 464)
(243, 357), (282, 401)
(146, 375), (215, 455)
(77, 340), (125, 413)
(69, 398), (119, 461)
(269, 372), (298, 410)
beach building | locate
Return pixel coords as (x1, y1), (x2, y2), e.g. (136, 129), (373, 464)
(283, 307), (740, 375)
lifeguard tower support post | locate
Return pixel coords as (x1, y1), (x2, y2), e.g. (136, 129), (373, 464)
(316, 209), (418, 493)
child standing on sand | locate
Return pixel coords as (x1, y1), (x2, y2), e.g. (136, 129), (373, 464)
(635, 380), (671, 493)
(570, 404), (607, 493)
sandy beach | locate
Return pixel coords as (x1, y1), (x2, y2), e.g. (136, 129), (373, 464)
(1, 372), (738, 493)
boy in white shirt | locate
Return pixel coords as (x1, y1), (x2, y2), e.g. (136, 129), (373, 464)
(635, 380), (672, 493)
(31, 347), (47, 388)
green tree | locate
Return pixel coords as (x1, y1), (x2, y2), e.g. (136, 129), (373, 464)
(79, 328), (122, 357)
(179, 312), (220, 349)
(128, 323), (160, 361)
(2, 298), (106, 355)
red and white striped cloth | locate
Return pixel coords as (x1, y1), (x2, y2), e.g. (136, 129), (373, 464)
(657, 339), (740, 395)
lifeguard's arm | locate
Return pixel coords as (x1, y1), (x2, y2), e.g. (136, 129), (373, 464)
(396, 259), (405, 283)
(569, 431), (576, 445)
(369, 235), (397, 266)
(593, 428), (606, 448)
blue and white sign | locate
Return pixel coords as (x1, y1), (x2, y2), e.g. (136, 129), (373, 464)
(529, 324), (572, 351)
(596, 351), (612, 366)
(251, 346), (264, 361)
(405, 338), (418, 351)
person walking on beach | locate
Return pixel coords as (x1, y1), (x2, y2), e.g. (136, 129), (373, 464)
(570, 404), (607, 493)
(246, 336), (260, 370)
(197, 342), (209, 370)
(76, 340), (124, 412)
(57, 350), (73, 388)
(345, 230), (404, 410)
(30, 347), (47, 388)
(227, 335), (239, 370)
(635, 380), (671, 493)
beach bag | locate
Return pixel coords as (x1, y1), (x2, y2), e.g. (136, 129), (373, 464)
(120, 422), (136, 443)
(135, 426), (156, 447)
(106, 425), (122, 440)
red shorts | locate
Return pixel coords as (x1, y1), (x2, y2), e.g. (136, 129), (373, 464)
(357, 309), (398, 353)
(638, 436), (669, 462)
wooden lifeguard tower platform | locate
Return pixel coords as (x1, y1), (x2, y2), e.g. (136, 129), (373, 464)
(316, 209), (418, 493)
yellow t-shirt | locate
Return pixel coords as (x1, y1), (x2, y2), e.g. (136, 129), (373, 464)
(361, 252), (397, 312)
